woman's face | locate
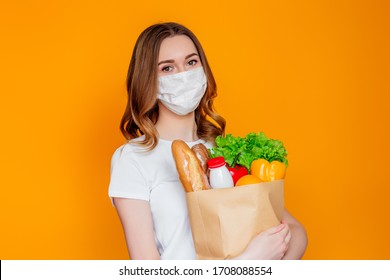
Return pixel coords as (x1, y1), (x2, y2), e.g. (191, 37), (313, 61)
(157, 35), (202, 77)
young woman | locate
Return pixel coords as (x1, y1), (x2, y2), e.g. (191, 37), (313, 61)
(109, 22), (307, 260)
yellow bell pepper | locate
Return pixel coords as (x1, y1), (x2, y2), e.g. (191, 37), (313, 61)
(250, 159), (286, 182)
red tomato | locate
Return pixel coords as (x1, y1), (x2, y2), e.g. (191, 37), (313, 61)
(227, 165), (248, 185)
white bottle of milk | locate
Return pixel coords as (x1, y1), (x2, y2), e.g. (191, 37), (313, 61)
(207, 156), (234, 189)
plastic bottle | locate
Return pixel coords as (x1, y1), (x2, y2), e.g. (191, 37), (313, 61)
(207, 156), (234, 189)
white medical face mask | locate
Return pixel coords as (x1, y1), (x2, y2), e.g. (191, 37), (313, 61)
(157, 67), (207, 116)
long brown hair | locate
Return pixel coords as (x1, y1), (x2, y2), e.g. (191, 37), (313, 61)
(120, 22), (225, 150)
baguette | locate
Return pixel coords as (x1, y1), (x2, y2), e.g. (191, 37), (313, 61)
(171, 140), (209, 192)
(191, 143), (210, 176)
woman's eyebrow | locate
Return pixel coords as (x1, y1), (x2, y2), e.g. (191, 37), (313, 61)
(158, 53), (199, 65)
(185, 53), (199, 59)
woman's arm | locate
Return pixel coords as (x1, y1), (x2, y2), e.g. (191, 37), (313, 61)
(281, 209), (308, 259)
(233, 222), (291, 260)
(113, 197), (161, 260)
(233, 208), (307, 260)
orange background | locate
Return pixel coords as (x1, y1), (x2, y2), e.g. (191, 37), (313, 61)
(1, 0), (389, 259)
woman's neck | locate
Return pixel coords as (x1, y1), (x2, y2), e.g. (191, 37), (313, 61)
(155, 102), (199, 142)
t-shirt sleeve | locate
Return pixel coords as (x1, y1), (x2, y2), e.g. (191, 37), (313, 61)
(108, 146), (150, 203)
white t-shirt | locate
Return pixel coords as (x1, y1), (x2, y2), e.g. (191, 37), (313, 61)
(108, 136), (213, 260)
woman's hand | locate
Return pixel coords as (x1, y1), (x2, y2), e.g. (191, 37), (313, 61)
(280, 209), (308, 260)
(234, 221), (291, 260)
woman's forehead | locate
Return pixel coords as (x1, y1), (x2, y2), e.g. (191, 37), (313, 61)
(158, 35), (198, 61)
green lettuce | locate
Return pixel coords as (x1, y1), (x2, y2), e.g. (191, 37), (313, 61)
(209, 132), (288, 171)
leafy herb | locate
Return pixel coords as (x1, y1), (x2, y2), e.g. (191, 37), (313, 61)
(210, 132), (288, 171)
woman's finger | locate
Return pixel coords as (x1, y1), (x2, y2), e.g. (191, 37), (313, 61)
(264, 223), (285, 235)
(284, 228), (292, 244)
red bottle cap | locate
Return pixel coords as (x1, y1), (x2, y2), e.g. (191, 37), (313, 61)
(207, 156), (226, 169)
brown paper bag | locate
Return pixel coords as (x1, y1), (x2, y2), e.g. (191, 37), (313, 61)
(186, 179), (284, 260)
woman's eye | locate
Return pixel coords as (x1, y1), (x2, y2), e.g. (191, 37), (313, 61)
(187, 59), (197, 66)
(161, 66), (173, 72)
